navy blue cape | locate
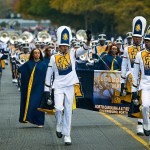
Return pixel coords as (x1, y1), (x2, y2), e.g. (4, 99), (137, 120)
(98, 54), (122, 71)
(19, 60), (47, 126)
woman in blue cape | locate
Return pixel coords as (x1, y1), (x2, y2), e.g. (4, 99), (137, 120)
(18, 49), (47, 127)
(97, 43), (122, 71)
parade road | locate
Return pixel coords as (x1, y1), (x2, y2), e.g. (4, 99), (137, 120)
(0, 65), (149, 150)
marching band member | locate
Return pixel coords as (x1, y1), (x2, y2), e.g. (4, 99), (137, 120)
(73, 42), (80, 50)
(116, 38), (124, 55)
(105, 40), (111, 46)
(16, 43), (30, 90)
(11, 42), (23, 84)
(132, 25), (150, 144)
(10, 42), (20, 83)
(92, 34), (107, 56)
(1, 42), (9, 67)
(43, 42), (55, 67)
(35, 41), (40, 49)
(88, 35), (107, 69)
(126, 32), (133, 46)
(44, 26), (91, 145)
(40, 42), (46, 53)
(121, 16), (146, 135)
(0, 52), (8, 77)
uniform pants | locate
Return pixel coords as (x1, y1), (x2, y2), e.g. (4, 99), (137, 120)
(142, 90), (150, 126)
(54, 85), (74, 136)
(126, 72), (143, 124)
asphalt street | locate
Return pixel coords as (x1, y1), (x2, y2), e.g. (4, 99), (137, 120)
(0, 64), (149, 150)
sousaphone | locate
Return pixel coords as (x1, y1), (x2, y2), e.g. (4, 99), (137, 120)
(37, 31), (51, 42)
(20, 31), (34, 43)
(10, 32), (20, 44)
(0, 31), (10, 43)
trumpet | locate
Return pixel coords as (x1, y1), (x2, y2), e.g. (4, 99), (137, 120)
(19, 58), (26, 65)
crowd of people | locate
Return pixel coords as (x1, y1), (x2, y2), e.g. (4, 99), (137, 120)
(0, 16), (150, 146)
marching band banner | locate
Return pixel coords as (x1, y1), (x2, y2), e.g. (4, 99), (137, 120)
(94, 70), (129, 114)
(76, 70), (95, 110)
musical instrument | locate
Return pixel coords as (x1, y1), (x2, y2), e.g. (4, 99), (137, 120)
(0, 31), (10, 43)
(9, 32), (20, 44)
(20, 31), (34, 43)
(18, 58), (26, 65)
(37, 31), (51, 42)
(76, 30), (87, 61)
(76, 30), (87, 42)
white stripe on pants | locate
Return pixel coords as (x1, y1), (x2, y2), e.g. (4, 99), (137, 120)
(54, 85), (74, 136)
(142, 90), (150, 125)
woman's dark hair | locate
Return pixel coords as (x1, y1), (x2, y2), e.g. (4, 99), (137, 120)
(29, 49), (43, 61)
(108, 43), (120, 55)
(105, 43), (112, 52)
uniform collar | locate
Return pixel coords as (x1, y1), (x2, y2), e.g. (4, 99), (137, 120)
(58, 51), (69, 56)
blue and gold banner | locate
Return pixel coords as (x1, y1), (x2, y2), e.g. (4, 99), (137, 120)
(94, 70), (129, 114)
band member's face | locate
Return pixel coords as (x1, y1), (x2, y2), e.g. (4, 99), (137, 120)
(144, 39), (150, 51)
(132, 36), (142, 46)
(116, 43), (121, 49)
(14, 44), (18, 48)
(36, 45), (40, 49)
(99, 40), (105, 46)
(127, 38), (132, 44)
(46, 48), (53, 56)
(40, 44), (45, 49)
(24, 48), (29, 53)
(33, 49), (40, 59)
(111, 46), (118, 55)
(59, 45), (69, 53)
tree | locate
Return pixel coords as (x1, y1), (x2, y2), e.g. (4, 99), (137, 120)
(50, 0), (99, 29)
(14, 0), (150, 38)
(14, 0), (85, 29)
(0, 0), (11, 18)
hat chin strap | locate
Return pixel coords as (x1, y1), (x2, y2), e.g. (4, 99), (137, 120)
(133, 43), (141, 47)
(59, 50), (68, 55)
